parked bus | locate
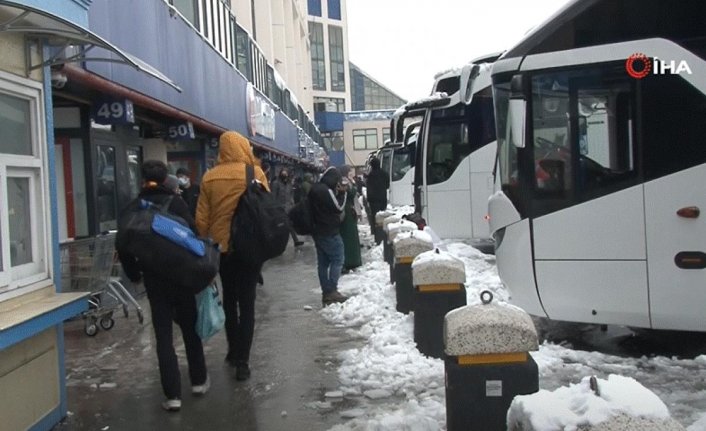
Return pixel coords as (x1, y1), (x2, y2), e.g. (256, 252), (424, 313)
(388, 107), (423, 207)
(489, 0), (706, 331)
(413, 55), (500, 242)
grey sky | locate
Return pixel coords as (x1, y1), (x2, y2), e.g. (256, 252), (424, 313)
(346, 0), (573, 102)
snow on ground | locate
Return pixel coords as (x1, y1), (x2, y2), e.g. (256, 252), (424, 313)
(319, 226), (706, 430)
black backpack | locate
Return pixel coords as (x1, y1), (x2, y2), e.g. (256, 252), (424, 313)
(288, 197), (314, 235)
(229, 165), (289, 266)
(115, 196), (220, 294)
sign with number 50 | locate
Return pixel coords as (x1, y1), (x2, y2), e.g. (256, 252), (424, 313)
(92, 98), (135, 124)
(167, 122), (195, 140)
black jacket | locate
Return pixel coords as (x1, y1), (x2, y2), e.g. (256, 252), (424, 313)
(366, 166), (389, 205)
(309, 167), (347, 236)
(117, 184), (196, 282)
(180, 183), (200, 219)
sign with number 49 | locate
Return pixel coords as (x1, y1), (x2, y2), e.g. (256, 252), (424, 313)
(93, 98), (135, 124)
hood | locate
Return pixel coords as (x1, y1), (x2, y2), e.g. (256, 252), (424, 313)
(217, 131), (256, 165)
(320, 166), (341, 190)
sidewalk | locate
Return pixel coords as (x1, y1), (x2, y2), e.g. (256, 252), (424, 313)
(55, 242), (359, 431)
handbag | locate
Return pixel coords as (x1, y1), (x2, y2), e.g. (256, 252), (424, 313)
(195, 282), (225, 340)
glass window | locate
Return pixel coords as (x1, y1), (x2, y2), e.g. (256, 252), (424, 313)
(96, 145), (117, 232)
(0, 78), (48, 293)
(382, 127), (391, 144)
(530, 66), (638, 216)
(309, 22), (326, 90)
(327, 0), (341, 20)
(127, 146), (142, 200)
(0, 92), (32, 156)
(328, 25), (345, 92)
(314, 97), (345, 112)
(308, 0), (321, 16)
(170, 0), (198, 28)
(322, 131), (344, 151)
(391, 143), (415, 181)
(235, 24), (252, 81)
(353, 129), (378, 150)
(8, 177), (32, 267)
(426, 86), (495, 185)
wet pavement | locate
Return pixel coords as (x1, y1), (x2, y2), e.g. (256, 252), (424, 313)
(55, 240), (361, 431)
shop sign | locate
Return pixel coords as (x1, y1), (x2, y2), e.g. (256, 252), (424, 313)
(246, 84), (276, 141)
(93, 98), (134, 124)
(167, 121), (195, 140)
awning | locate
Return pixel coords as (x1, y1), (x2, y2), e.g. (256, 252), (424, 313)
(0, 0), (181, 92)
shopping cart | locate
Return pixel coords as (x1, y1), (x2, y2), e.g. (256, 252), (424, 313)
(60, 232), (144, 336)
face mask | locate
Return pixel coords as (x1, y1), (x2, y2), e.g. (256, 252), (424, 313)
(178, 176), (190, 187)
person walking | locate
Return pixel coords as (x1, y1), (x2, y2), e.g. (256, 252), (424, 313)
(365, 157), (390, 232)
(117, 160), (209, 412)
(176, 167), (200, 218)
(195, 131), (268, 381)
(309, 167), (349, 306)
(338, 166), (362, 272)
(270, 168), (303, 246)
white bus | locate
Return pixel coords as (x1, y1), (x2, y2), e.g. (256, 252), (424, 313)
(388, 110), (422, 207)
(489, 0), (706, 331)
(413, 55), (500, 243)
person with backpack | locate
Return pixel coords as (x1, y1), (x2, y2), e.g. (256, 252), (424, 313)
(195, 131), (269, 381)
(117, 160), (209, 412)
(309, 167), (349, 306)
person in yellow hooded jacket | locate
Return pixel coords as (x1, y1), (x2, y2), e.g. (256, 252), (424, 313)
(196, 131), (268, 381)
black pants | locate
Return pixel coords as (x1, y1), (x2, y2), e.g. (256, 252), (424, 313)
(144, 274), (207, 400)
(219, 253), (261, 365)
(368, 201), (387, 230)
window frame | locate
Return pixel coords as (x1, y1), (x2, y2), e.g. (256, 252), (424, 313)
(0, 70), (51, 298)
(353, 128), (378, 150)
(309, 22), (326, 90)
(328, 25), (346, 92)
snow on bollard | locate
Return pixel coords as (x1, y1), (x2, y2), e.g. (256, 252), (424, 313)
(411, 248), (467, 359)
(507, 374), (685, 431)
(443, 291), (539, 431)
(381, 215), (402, 266)
(374, 210), (393, 245)
(386, 220), (418, 284)
(392, 230), (434, 314)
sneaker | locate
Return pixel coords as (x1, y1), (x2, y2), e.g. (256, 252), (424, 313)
(161, 398), (181, 412)
(235, 363), (251, 381)
(192, 375), (210, 395)
(322, 290), (348, 306)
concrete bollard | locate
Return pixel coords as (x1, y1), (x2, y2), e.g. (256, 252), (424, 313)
(392, 230), (434, 314)
(382, 215), (401, 267)
(507, 374), (685, 431)
(444, 291), (539, 431)
(386, 220), (418, 284)
(374, 210), (393, 245)
(411, 248), (467, 358)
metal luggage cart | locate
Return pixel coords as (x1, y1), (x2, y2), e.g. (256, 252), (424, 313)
(60, 232), (144, 336)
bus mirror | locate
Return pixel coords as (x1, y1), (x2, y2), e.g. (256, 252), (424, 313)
(509, 99), (526, 148)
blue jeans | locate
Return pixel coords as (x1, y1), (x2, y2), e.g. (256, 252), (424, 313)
(313, 234), (344, 294)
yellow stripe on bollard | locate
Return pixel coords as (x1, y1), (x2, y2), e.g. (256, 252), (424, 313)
(417, 283), (463, 293)
(457, 352), (528, 366)
(396, 256), (414, 264)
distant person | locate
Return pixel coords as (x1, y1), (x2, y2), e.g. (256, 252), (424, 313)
(309, 167), (349, 306)
(176, 167), (200, 218)
(164, 174), (181, 195)
(117, 160), (208, 412)
(301, 172), (314, 198)
(365, 157), (390, 231)
(270, 168), (303, 247)
(338, 166), (362, 272)
(196, 131), (268, 381)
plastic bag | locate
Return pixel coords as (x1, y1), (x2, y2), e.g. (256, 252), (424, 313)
(195, 283), (225, 340)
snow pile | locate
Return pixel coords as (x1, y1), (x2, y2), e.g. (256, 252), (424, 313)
(412, 248), (465, 286)
(392, 230), (434, 259)
(507, 374), (679, 431)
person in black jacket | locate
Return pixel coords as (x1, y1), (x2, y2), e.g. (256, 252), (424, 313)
(117, 160), (208, 412)
(365, 157), (390, 231)
(176, 167), (200, 218)
(309, 167), (349, 306)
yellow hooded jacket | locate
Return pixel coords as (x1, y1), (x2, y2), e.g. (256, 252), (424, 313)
(196, 131), (269, 253)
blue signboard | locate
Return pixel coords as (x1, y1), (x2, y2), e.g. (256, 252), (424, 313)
(92, 98), (135, 124)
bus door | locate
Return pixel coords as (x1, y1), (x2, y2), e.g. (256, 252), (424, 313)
(527, 67), (648, 327)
